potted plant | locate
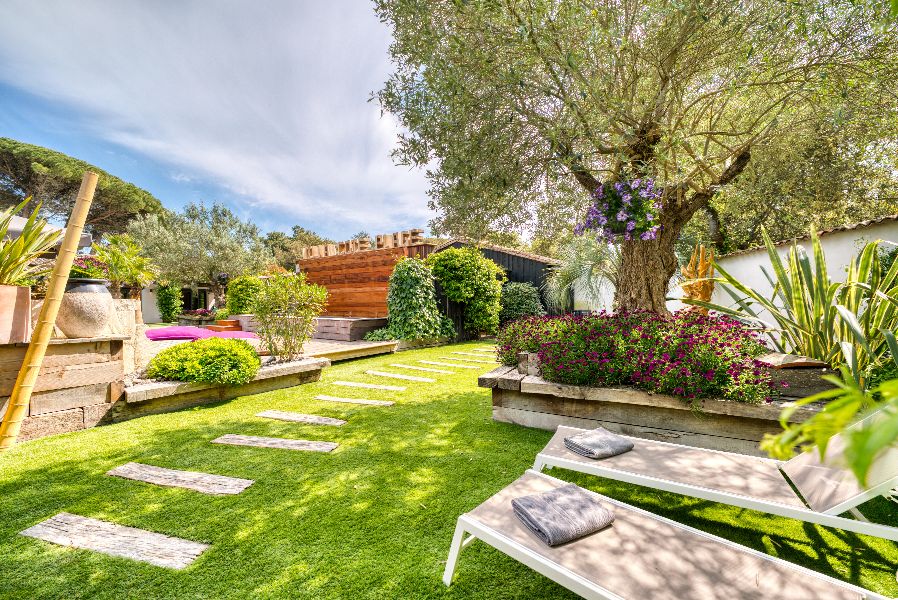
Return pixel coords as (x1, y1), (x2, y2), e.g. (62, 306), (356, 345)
(0, 201), (62, 344)
(93, 233), (156, 324)
(178, 308), (216, 327)
(56, 254), (114, 339)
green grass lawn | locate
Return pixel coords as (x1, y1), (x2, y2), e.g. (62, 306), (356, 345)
(1, 341), (896, 599)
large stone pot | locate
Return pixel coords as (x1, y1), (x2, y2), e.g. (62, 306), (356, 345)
(56, 278), (113, 339)
(0, 284), (32, 344)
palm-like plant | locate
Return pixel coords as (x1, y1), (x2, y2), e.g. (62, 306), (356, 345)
(543, 236), (621, 312)
(92, 234), (156, 299)
(0, 200), (62, 286)
(684, 226), (898, 388)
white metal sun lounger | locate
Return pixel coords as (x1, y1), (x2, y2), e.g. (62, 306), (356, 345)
(534, 425), (898, 542)
(444, 470), (888, 599)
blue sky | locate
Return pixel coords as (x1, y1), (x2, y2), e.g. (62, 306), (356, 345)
(0, 0), (433, 239)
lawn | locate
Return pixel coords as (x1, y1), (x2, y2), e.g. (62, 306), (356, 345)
(0, 341), (896, 599)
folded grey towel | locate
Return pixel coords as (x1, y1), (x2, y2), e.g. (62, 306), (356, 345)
(564, 427), (634, 459)
(511, 483), (615, 547)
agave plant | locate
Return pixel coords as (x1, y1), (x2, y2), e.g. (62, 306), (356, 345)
(0, 200), (62, 286)
(683, 226), (898, 388)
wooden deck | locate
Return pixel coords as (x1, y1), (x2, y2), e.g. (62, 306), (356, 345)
(301, 339), (398, 362)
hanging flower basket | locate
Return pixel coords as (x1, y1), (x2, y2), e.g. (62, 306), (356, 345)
(575, 178), (662, 241)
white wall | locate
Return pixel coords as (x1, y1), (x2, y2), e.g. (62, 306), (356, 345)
(711, 221), (898, 320)
(141, 284), (215, 324)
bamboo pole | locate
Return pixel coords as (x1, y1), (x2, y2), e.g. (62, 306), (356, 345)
(0, 171), (98, 451)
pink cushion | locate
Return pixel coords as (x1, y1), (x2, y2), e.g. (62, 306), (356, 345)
(145, 326), (214, 341)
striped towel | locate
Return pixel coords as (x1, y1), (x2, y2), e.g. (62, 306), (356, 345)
(512, 483), (614, 547)
(563, 427), (634, 459)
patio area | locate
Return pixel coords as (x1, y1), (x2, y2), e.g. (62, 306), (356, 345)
(1, 342), (896, 598)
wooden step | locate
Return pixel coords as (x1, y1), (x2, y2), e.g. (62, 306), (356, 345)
(216, 319), (240, 326)
(207, 324), (241, 332)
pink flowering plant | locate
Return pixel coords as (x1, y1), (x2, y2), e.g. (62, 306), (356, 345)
(69, 254), (110, 279)
(574, 178), (662, 241)
(498, 311), (780, 406)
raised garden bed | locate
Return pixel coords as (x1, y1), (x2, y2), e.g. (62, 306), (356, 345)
(117, 357), (329, 422)
(480, 353), (828, 456)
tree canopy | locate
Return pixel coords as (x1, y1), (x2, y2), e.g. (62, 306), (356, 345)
(376, 0), (898, 311)
(263, 225), (333, 269)
(0, 137), (165, 235)
(128, 202), (270, 304)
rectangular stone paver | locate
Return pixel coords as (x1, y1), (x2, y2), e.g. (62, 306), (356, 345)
(451, 352), (498, 360)
(212, 434), (337, 452)
(418, 360), (479, 370)
(365, 370), (435, 383)
(315, 395), (394, 406)
(257, 410), (346, 426)
(107, 462), (254, 495)
(20, 512), (208, 569)
(389, 363), (454, 374)
(441, 356), (497, 364)
(333, 380), (406, 391)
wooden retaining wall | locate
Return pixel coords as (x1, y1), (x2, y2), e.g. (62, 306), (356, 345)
(297, 244), (434, 318)
(0, 335), (127, 442)
(480, 366), (820, 456)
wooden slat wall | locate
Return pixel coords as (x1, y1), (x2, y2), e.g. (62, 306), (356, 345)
(297, 244), (434, 317)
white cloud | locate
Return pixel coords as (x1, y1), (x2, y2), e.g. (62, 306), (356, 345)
(0, 0), (433, 234)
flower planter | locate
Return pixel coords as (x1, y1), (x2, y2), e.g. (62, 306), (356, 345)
(480, 354), (824, 457)
(0, 284), (32, 344)
(56, 278), (113, 339)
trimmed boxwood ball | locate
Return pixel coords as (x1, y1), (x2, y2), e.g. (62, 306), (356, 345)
(146, 338), (261, 385)
(499, 281), (545, 324)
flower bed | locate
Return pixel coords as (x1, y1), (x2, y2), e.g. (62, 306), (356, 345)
(497, 311), (781, 406)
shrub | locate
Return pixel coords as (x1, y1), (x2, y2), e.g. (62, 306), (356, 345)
(499, 281), (545, 324)
(384, 257), (444, 340)
(155, 283), (183, 322)
(364, 327), (396, 341)
(226, 275), (263, 314)
(146, 338), (260, 385)
(427, 247), (505, 334)
(254, 273), (327, 359)
(497, 311), (777, 405)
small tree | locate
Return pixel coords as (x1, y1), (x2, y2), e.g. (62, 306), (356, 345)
(226, 275), (263, 315)
(128, 202), (270, 305)
(384, 257), (444, 340)
(155, 283), (183, 323)
(92, 234), (156, 300)
(428, 247), (505, 334)
(253, 273), (328, 360)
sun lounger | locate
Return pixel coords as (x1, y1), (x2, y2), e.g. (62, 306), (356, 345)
(443, 470), (887, 599)
(534, 425), (898, 541)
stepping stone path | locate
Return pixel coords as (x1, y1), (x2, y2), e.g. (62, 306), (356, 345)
(389, 363), (453, 374)
(333, 380), (406, 391)
(257, 410), (346, 427)
(452, 352), (498, 359)
(365, 370), (435, 383)
(419, 360), (478, 370)
(441, 356), (497, 364)
(316, 394), (394, 407)
(107, 462), (254, 495)
(212, 434), (337, 453)
(20, 512), (208, 569)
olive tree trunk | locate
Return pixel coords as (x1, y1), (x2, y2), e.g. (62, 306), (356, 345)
(614, 214), (684, 315)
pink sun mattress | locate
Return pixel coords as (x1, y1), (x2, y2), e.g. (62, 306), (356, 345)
(145, 326), (259, 341)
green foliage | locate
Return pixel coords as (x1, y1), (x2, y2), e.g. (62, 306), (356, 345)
(385, 257), (444, 340)
(128, 202), (271, 304)
(544, 236), (620, 312)
(686, 227), (898, 389)
(92, 234), (156, 298)
(214, 308), (230, 320)
(69, 255), (109, 279)
(146, 338), (260, 385)
(761, 366), (898, 487)
(253, 273), (327, 359)
(0, 199), (61, 286)
(226, 275), (263, 314)
(499, 282), (545, 324)
(0, 137), (164, 235)
(427, 247), (505, 334)
(155, 283), (183, 323)
(264, 227), (333, 270)
(363, 327), (396, 342)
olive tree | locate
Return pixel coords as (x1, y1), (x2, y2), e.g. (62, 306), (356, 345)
(376, 0), (898, 312)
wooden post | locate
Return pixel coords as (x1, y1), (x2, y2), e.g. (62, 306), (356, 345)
(0, 172), (98, 451)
